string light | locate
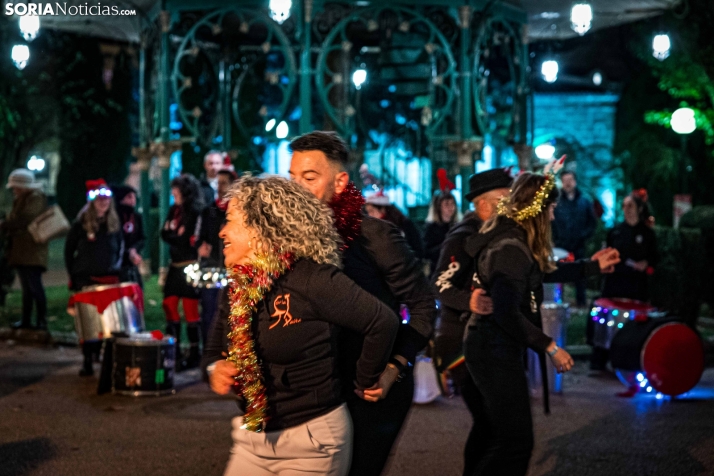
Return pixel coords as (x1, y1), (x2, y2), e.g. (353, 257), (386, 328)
(352, 69), (367, 89)
(12, 44), (30, 70)
(541, 60), (558, 83)
(276, 121), (289, 139)
(671, 107), (696, 135)
(269, 0), (292, 24)
(652, 34), (671, 61)
(19, 15), (40, 42)
(570, 4), (592, 36)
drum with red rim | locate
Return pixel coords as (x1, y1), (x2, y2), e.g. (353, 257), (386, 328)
(611, 318), (704, 396)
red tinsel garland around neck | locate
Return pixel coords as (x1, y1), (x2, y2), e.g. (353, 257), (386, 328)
(328, 182), (364, 251)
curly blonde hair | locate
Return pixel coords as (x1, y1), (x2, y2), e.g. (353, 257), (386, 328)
(227, 175), (342, 267)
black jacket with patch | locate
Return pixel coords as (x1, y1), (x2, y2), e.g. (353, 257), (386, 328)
(202, 259), (399, 431)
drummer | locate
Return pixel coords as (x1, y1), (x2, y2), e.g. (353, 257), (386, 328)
(197, 168), (236, 351)
(112, 185), (145, 287)
(592, 189), (658, 370)
(65, 179), (125, 377)
(161, 174), (205, 371)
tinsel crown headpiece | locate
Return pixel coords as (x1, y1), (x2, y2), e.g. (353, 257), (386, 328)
(497, 156), (566, 223)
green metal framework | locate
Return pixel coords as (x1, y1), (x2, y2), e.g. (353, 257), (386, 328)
(143, 0), (532, 264)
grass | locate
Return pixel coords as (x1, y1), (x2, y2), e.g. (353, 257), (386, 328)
(0, 276), (168, 335)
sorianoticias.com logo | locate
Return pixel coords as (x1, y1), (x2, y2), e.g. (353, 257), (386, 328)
(4, 3), (137, 16)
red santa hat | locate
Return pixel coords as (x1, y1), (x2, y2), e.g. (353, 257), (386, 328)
(86, 179), (112, 200)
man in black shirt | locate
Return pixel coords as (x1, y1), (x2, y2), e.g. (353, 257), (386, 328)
(288, 131), (436, 476)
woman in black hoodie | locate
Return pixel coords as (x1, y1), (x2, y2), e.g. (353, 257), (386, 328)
(203, 176), (398, 476)
(161, 174), (205, 370)
(65, 179), (124, 376)
(463, 172), (575, 476)
(112, 185), (145, 287)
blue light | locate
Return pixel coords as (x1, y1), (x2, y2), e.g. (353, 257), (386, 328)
(646, 386), (653, 393)
(599, 318), (606, 324)
(395, 114), (407, 125)
(636, 373), (644, 382)
(388, 84), (397, 93)
(590, 311), (597, 317)
(618, 323), (624, 329)
(380, 99), (391, 108)
(252, 136), (263, 145)
(656, 393), (663, 400)
(612, 310), (619, 316)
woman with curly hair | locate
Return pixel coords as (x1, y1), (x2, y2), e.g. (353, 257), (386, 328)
(202, 176), (399, 476)
(161, 173), (205, 370)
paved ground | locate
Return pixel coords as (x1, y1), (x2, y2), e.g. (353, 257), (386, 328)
(1, 341), (713, 476)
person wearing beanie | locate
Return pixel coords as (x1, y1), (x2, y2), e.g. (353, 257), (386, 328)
(64, 179), (124, 376)
(1, 169), (49, 330)
(111, 185), (145, 287)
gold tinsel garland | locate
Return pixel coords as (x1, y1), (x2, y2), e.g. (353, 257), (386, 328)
(497, 173), (556, 223)
(225, 250), (295, 432)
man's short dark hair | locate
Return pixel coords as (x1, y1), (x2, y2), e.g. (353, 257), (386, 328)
(561, 170), (577, 181)
(289, 131), (349, 168)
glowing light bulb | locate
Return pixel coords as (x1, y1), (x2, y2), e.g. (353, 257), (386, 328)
(541, 60), (558, 83)
(653, 34), (671, 61)
(570, 4), (592, 36)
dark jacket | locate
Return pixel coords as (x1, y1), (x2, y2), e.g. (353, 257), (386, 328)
(64, 219), (124, 287)
(116, 204), (145, 268)
(161, 205), (202, 263)
(338, 216), (436, 387)
(400, 217), (425, 260)
(197, 201), (226, 268)
(602, 221), (658, 301)
(423, 221), (453, 274)
(202, 259), (399, 431)
(465, 217), (601, 352)
(199, 175), (216, 207)
(552, 188), (597, 253)
(432, 215), (482, 326)
(1, 189), (48, 269)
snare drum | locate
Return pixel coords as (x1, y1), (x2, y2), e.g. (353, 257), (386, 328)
(591, 298), (655, 349)
(113, 335), (176, 396)
(71, 283), (145, 342)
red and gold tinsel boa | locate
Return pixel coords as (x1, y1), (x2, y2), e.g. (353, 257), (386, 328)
(226, 250), (295, 432)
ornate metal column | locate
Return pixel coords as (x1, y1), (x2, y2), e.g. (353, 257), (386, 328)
(299, 0), (313, 134)
(157, 7), (172, 270)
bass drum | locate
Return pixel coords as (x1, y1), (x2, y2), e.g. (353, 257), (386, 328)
(611, 318), (704, 396)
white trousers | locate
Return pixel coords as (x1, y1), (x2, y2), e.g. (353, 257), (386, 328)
(224, 404), (353, 476)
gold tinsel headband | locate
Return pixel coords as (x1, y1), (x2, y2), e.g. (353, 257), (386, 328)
(497, 156), (565, 223)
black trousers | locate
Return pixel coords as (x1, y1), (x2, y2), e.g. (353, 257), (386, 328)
(346, 370), (414, 476)
(463, 320), (534, 476)
(16, 266), (47, 327)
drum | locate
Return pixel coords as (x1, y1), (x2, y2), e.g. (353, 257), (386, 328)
(591, 298), (655, 349)
(113, 334), (176, 396)
(611, 318), (704, 396)
(184, 263), (228, 289)
(528, 302), (569, 395)
(72, 283), (145, 342)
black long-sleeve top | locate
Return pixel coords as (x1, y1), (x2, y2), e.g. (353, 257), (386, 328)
(201, 259), (399, 431)
(116, 204), (145, 267)
(160, 205), (202, 263)
(465, 217), (601, 353)
(602, 221), (658, 301)
(337, 216), (436, 388)
(196, 202), (226, 268)
(64, 219), (124, 287)
(423, 221), (452, 275)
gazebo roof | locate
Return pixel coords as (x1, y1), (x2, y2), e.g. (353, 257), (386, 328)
(34, 0), (679, 43)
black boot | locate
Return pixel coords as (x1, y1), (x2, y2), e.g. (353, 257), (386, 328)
(165, 322), (182, 371)
(181, 323), (201, 371)
(79, 342), (94, 377)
